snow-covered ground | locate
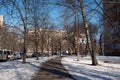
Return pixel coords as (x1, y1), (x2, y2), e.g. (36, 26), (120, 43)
(0, 56), (54, 80)
(62, 56), (120, 80)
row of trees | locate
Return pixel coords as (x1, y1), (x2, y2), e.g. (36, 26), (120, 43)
(1, 0), (119, 65)
(0, 25), (23, 51)
(57, 0), (120, 65)
(0, 0), (52, 63)
(55, 0), (101, 65)
(0, 0), (100, 65)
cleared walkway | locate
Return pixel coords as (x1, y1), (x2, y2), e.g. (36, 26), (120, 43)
(32, 57), (75, 80)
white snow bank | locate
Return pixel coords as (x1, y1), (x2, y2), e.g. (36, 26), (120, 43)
(0, 56), (54, 80)
(62, 56), (120, 80)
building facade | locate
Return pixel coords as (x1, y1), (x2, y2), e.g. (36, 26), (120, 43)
(27, 27), (86, 55)
(0, 15), (4, 28)
(27, 28), (65, 55)
(103, 0), (120, 56)
(0, 15), (4, 49)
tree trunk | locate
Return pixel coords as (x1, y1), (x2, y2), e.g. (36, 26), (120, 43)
(35, 28), (39, 60)
(22, 24), (27, 64)
(79, 0), (98, 65)
(74, 1), (80, 61)
(91, 38), (98, 65)
(99, 33), (103, 55)
(22, 0), (28, 64)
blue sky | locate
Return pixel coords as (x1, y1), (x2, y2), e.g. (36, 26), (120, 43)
(0, 0), (101, 30)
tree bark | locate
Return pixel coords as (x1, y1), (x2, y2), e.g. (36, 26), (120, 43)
(99, 33), (103, 55)
(79, 0), (98, 65)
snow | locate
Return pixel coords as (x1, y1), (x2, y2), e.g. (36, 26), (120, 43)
(0, 56), (54, 80)
(62, 56), (120, 80)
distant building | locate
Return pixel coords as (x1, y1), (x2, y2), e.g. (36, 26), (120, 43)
(0, 15), (4, 49)
(103, 0), (120, 56)
(27, 28), (65, 54)
(0, 15), (4, 28)
(27, 28), (86, 55)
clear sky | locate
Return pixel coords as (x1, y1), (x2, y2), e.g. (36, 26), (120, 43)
(0, 0), (101, 30)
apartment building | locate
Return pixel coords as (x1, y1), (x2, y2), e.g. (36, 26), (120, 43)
(0, 15), (4, 49)
(103, 0), (120, 56)
(27, 27), (86, 55)
(0, 15), (4, 28)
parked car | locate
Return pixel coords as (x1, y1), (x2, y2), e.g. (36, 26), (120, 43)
(9, 52), (22, 59)
(0, 49), (13, 61)
(62, 51), (68, 55)
(32, 52), (41, 57)
(42, 53), (50, 57)
(52, 52), (58, 56)
(0, 50), (7, 61)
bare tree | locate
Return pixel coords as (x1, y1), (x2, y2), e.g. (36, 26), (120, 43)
(94, 0), (120, 39)
(29, 0), (41, 60)
(0, 24), (23, 51)
(94, 0), (120, 56)
(1, 0), (30, 63)
(56, 0), (99, 65)
(79, 0), (98, 65)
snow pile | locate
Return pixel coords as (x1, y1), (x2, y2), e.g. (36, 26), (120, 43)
(0, 56), (54, 80)
(62, 56), (120, 80)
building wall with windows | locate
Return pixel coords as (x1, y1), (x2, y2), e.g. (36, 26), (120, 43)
(27, 28), (86, 56)
(0, 15), (4, 28)
(0, 15), (4, 49)
(103, 0), (120, 56)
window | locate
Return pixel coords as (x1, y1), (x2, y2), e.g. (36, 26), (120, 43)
(112, 43), (120, 49)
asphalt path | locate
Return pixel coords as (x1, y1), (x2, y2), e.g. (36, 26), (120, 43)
(32, 57), (75, 80)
